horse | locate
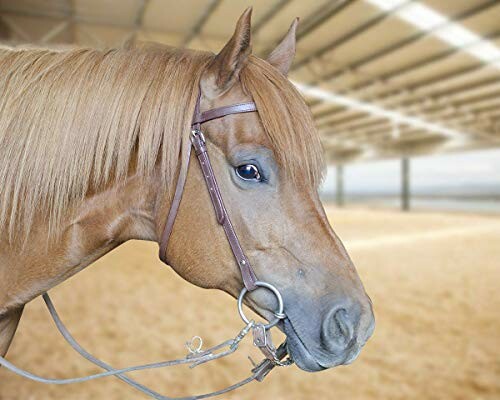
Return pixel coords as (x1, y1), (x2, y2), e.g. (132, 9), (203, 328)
(0, 8), (374, 377)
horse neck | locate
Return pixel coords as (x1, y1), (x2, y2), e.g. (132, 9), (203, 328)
(90, 173), (161, 238)
(0, 172), (162, 314)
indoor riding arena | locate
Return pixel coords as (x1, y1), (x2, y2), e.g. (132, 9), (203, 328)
(0, 1), (499, 399)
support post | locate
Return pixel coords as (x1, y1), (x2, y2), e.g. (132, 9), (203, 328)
(336, 164), (344, 207)
(401, 157), (410, 211)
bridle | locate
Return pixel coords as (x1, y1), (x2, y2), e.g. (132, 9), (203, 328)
(0, 88), (292, 399)
(160, 96), (260, 294)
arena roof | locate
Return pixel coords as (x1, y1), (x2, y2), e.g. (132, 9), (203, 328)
(1, 0), (500, 163)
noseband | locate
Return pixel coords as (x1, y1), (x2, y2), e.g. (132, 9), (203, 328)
(0, 90), (292, 399)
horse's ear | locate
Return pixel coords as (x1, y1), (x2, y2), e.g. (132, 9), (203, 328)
(267, 18), (298, 76)
(201, 7), (252, 98)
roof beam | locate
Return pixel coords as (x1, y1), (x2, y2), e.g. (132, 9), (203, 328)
(0, 7), (119, 28)
(260, 0), (353, 57)
(321, 125), (496, 164)
(40, 21), (70, 43)
(397, 76), (500, 110)
(125, 0), (150, 42)
(311, 30), (500, 124)
(316, 78), (500, 129)
(78, 25), (104, 47)
(318, 96), (500, 136)
(0, 6), (148, 33)
(127, 0), (150, 41)
(135, 0), (149, 27)
(181, 0), (222, 48)
(313, 0), (499, 84)
(324, 114), (494, 145)
(321, 100), (500, 145)
(0, 6), (226, 47)
(68, 0), (75, 43)
(292, 0), (410, 71)
(349, 30), (500, 90)
(253, 0), (292, 35)
(0, 15), (31, 41)
(294, 80), (470, 140)
(304, 0), (500, 126)
(0, 17), (8, 39)
(313, 60), (498, 117)
(296, 0), (353, 42)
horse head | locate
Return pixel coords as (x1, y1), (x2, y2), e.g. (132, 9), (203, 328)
(161, 9), (375, 372)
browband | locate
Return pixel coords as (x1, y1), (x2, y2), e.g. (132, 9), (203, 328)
(192, 102), (257, 126)
(159, 96), (259, 291)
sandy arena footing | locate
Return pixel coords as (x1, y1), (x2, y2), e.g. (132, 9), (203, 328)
(1, 207), (499, 400)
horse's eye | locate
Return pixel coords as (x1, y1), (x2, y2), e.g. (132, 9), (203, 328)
(235, 164), (262, 181)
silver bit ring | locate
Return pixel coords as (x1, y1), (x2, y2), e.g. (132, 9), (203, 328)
(237, 281), (285, 329)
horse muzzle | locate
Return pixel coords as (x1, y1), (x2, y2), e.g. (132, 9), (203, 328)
(283, 299), (375, 372)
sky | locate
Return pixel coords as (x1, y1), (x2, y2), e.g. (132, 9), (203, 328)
(321, 148), (500, 197)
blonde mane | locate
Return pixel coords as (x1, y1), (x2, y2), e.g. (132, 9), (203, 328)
(0, 44), (324, 241)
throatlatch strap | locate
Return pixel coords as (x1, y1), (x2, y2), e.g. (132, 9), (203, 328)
(158, 144), (192, 264)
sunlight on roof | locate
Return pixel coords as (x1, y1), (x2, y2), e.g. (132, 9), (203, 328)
(365, 0), (500, 67)
(293, 81), (470, 140)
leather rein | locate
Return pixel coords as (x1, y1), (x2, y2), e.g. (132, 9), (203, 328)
(0, 90), (292, 399)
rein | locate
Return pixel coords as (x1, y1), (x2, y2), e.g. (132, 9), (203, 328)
(0, 90), (292, 398)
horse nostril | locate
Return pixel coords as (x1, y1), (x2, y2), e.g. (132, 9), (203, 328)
(334, 309), (352, 340)
(322, 307), (356, 352)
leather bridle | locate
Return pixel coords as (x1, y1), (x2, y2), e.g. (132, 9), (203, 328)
(159, 95), (259, 292)
(0, 88), (292, 399)
(159, 89), (290, 338)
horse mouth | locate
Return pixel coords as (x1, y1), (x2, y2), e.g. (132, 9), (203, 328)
(283, 319), (325, 372)
(283, 318), (363, 372)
